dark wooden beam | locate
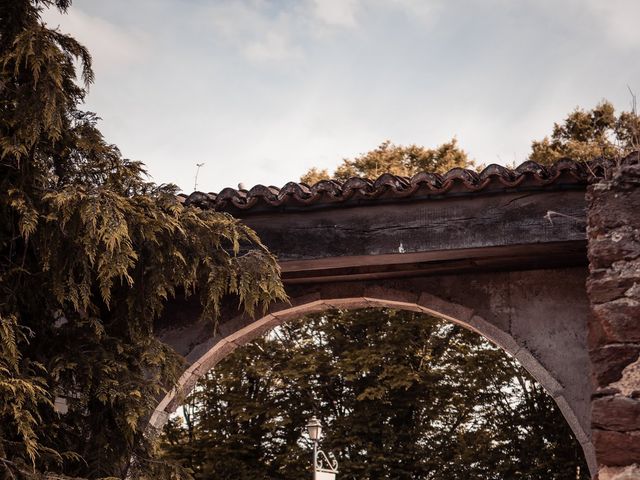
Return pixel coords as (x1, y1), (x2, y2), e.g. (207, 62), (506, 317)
(280, 240), (587, 283)
(242, 190), (586, 262)
(238, 189), (587, 283)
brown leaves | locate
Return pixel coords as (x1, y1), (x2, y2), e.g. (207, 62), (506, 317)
(300, 139), (475, 183)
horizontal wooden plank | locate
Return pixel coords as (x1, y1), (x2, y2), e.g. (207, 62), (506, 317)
(281, 241), (587, 283)
(243, 190), (587, 263)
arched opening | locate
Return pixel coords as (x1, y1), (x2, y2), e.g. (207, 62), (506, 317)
(151, 286), (596, 475)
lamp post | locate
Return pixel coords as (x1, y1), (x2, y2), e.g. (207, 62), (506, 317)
(307, 416), (322, 476)
(306, 416), (338, 480)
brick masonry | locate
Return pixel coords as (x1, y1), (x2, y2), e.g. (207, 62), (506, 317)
(587, 157), (640, 478)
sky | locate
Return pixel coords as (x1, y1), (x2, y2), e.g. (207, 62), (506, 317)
(44, 0), (640, 193)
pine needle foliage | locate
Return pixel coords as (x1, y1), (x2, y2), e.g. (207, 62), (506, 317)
(0, 1), (285, 478)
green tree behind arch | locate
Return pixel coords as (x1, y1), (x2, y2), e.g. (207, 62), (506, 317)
(160, 309), (588, 479)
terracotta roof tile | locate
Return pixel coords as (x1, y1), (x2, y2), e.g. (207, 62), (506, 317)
(179, 158), (614, 213)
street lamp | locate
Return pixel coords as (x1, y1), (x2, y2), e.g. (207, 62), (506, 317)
(306, 416), (338, 480)
(307, 416), (322, 441)
(307, 416), (321, 477)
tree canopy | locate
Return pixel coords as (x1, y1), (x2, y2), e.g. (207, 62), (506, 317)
(160, 309), (589, 480)
(0, 1), (285, 478)
(301, 138), (473, 184)
(529, 100), (640, 164)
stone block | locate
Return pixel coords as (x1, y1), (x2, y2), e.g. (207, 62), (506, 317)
(515, 348), (564, 397)
(589, 313), (609, 350)
(192, 339), (237, 375)
(593, 396), (640, 431)
(588, 275), (639, 305)
(148, 409), (170, 431)
(589, 227), (640, 270)
(167, 369), (201, 412)
(588, 188), (640, 233)
(553, 394), (590, 445)
(270, 300), (328, 321)
(610, 356), (640, 397)
(363, 285), (421, 312)
(593, 299), (640, 343)
(582, 441), (598, 478)
(598, 464), (640, 480)
(226, 314), (280, 347)
(594, 430), (640, 466)
(468, 315), (521, 355)
(591, 345), (640, 388)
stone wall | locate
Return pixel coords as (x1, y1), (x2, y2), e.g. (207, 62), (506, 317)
(587, 157), (640, 479)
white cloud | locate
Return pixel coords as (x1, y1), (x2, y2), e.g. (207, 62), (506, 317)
(198, 0), (366, 65)
(582, 0), (640, 48)
(312, 0), (360, 28)
(42, 7), (148, 74)
(200, 1), (305, 64)
(529, 0), (640, 49)
(243, 30), (303, 62)
(387, 0), (443, 25)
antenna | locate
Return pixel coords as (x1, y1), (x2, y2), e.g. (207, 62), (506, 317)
(194, 163), (205, 191)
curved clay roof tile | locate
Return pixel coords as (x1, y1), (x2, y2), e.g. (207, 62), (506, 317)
(182, 158), (611, 212)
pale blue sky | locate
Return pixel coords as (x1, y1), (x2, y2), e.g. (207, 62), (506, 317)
(45, 0), (640, 192)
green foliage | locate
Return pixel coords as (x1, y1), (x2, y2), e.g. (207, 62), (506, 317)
(300, 139), (474, 183)
(529, 100), (640, 164)
(160, 310), (589, 479)
(0, 1), (285, 478)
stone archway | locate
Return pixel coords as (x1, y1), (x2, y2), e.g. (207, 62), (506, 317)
(154, 159), (640, 478)
(153, 269), (596, 475)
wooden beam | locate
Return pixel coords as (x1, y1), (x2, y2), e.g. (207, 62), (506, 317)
(281, 241), (587, 283)
(242, 190), (587, 263)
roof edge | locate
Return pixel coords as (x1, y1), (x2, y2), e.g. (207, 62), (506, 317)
(179, 156), (636, 213)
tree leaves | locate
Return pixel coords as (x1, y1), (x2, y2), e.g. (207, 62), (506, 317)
(0, 1), (286, 478)
(529, 101), (640, 164)
(0, 313), (50, 467)
(159, 310), (589, 480)
(301, 139), (475, 183)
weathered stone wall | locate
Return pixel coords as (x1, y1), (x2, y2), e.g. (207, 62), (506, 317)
(587, 158), (640, 479)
